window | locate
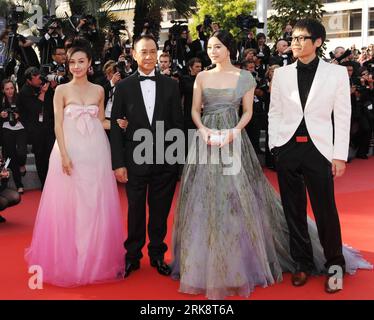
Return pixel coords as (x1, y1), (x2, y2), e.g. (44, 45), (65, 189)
(322, 9), (362, 38)
(369, 8), (374, 36)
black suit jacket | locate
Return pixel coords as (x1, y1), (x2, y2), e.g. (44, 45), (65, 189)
(110, 71), (184, 175)
(190, 39), (211, 68)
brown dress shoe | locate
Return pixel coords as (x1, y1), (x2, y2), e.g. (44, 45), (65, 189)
(325, 275), (343, 294)
(291, 272), (309, 286)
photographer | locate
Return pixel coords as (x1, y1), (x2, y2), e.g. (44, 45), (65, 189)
(166, 23), (193, 74)
(190, 24), (211, 68)
(38, 18), (66, 65)
(255, 33), (271, 66)
(102, 60), (121, 119)
(101, 60), (128, 137)
(350, 67), (373, 159)
(176, 27), (193, 72)
(0, 30), (7, 81)
(18, 67), (55, 188)
(75, 15), (98, 43)
(158, 52), (172, 76)
(242, 60), (266, 155)
(269, 39), (293, 66)
(0, 159), (21, 223)
(50, 45), (67, 76)
(283, 24), (293, 46)
(0, 79), (27, 194)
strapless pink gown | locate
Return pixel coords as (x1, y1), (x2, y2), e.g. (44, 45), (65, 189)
(25, 104), (125, 287)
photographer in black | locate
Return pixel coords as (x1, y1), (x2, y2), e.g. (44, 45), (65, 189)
(18, 67), (55, 188)
(38, 18), (66, 65)
(190, 24), (211, 68)
(352, 68), (374, 159)
(283, 24), (293, 46)
(0, 157), (21, 223)
(269, 39), (293, 66)
(74, 15), (98, 43)
(255, 33), (271, 66)
(242, 60), (267, 155)
(50, 45), (67, 76)
(3, 27), (40, 88)
(102, 20), (130, 63)
(0, 79), (27, 194)
(166, 22), (193, 74)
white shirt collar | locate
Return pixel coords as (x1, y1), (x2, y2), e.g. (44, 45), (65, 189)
(138, 69), (156, 77)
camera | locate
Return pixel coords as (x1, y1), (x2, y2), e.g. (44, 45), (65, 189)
(113, 61), (127, 79)
(169, 20), (189, 39)
(110, 20), (127, 36)
(329, 49), (352, 64)
(40, 65), (68, 85)
(5, 103), (18, 127)
(236, 14), (264, 30)
(6, 6), (25, 29)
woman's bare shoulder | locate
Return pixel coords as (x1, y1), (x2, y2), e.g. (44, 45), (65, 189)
(90, 82), (104, 94)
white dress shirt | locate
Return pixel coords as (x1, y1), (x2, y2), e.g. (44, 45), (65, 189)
(138, 69), (156, 124)
(105, 79), (116, 118)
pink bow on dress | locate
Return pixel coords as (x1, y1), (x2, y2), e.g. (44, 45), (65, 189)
(68, 105), (98, 135)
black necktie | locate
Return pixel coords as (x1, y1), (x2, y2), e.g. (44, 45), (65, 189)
(139, 75), (156, 82)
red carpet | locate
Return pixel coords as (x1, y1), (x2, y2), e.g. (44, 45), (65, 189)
(0, 158), (373, 300)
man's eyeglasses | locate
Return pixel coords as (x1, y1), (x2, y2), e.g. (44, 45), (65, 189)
(291, 35), (314, 43)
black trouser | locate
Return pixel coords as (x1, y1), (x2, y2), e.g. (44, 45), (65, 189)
(124, 168), (177, 263)
(0, 187), (21, 211)
(275, 137), (345, 273)
(2, 128), (27, 188)
(246, 114), (262, 153)
(28, 127), (55, 188)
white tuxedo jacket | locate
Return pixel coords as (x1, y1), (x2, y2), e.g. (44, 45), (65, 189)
(268, 58), (351, 162)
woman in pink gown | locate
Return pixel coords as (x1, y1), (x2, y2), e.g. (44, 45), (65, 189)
(25, 39), (125, 287)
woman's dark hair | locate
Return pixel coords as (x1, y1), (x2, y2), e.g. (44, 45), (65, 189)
(1, 79), (17, 105)
(210, 30), (237, 60)
(66, 37), (93, 62)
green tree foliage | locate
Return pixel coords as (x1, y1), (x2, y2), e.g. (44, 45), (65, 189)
(268, 0), (325, 41)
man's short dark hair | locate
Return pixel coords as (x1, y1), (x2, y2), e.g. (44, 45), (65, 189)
(133, 34), (159, 50)
(340, 61), (354, 68)
(52, 45), (65, 55)
(24, 67), (40, 80)
(188, 57), (202, 69)
(293, 18), (326, 45)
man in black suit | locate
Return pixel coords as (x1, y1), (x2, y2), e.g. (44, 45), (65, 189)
(110, 35), (184, 278)
(190, 25), (211, 68)
(269, 39), (293, 67)
(18, 67), (55, 188)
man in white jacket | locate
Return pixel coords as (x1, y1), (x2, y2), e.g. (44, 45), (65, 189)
(268, 19), (351, 293)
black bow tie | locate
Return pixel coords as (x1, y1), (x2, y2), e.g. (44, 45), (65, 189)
(139, 75), (156, 82)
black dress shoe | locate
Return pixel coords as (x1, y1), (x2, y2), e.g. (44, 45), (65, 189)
(291, 271), (309, 286)
(123, 261), (140, 278)
(150, 259), (171, 276)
